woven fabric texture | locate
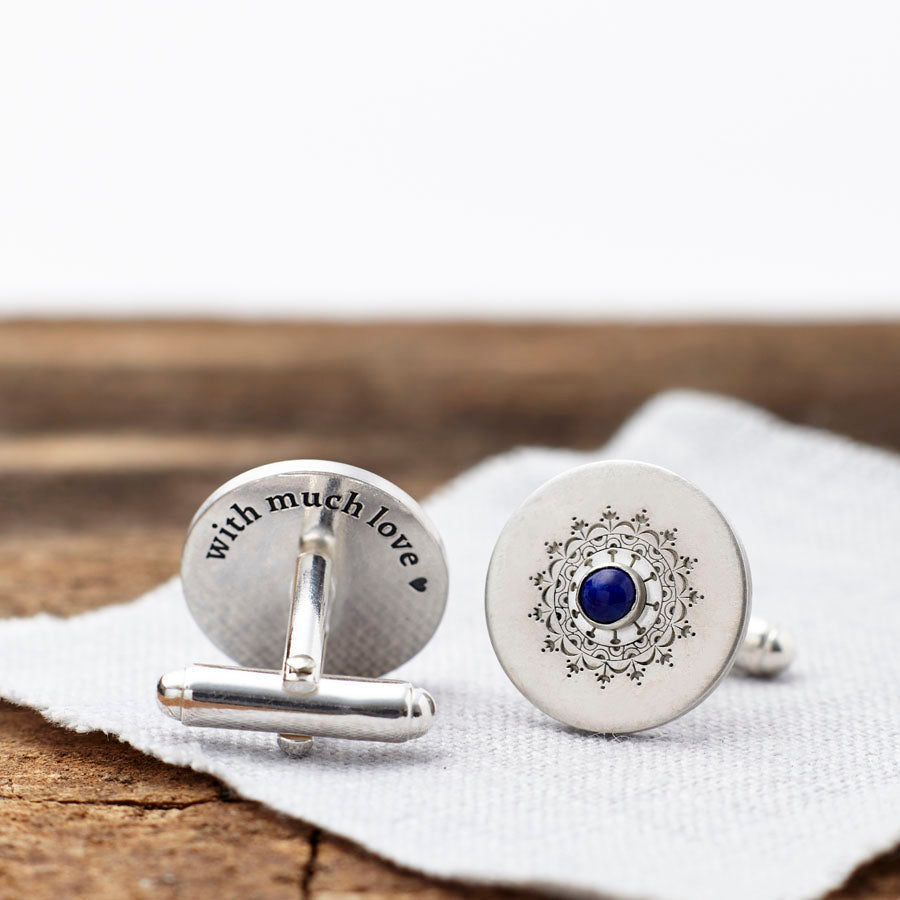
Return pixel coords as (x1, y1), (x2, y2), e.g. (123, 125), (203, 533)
(1, 391), (898, 900)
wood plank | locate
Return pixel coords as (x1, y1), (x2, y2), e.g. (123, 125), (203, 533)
(0, 702), (313, 900)
(0, 323), (897, 450)
(0, 320), (898, 899)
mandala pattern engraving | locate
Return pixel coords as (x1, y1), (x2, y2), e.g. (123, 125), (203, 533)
(529, 507), (700, 686)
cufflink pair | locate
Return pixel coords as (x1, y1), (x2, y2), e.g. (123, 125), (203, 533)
(158, 459), (794, 754)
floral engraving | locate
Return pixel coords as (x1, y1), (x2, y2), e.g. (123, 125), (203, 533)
(529, 507), (699, 686)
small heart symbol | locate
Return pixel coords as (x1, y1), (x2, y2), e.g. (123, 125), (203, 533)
(409, 577), (427, 593)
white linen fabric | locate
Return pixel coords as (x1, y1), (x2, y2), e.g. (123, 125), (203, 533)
(1, 391), (898, 900)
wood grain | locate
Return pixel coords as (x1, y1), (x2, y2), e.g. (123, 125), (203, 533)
(0, 320), (898, 900)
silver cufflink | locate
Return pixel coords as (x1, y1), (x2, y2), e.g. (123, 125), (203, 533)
(485, 460), (795, 734)
(157, 460), (448, 756)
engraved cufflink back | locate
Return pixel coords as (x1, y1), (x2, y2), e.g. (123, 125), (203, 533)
(157, 460), (449, 756)
(485, 460), (795, 734)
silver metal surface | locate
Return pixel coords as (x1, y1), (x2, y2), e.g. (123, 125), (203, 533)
(277, 735), (314, 757)
(734, 615), (796, 676)
(486, 460), (759, 734)
(157, 664), (434, 741)
(160, 460), (448, 755)
(282, 549), (332, 692)
(181, 460), (449, 678)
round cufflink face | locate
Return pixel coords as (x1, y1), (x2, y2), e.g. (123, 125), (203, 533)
(485, 460), (750, 734)
(181, 460), (449, 678)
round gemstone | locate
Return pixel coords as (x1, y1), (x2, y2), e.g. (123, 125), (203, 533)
(577, 566), (636, 625)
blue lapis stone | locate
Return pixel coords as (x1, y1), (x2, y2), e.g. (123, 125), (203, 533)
(578, 566), (636, 624)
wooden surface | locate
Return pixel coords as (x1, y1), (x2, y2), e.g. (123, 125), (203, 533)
(1, 320), (899, 899)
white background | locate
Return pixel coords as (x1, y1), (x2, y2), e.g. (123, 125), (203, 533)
(1, 1), (898, 319)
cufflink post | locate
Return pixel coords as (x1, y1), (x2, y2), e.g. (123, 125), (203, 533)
(282, 526), (335, 693)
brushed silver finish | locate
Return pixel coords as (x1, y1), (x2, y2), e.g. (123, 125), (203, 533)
(485, 460), (755, 734)
(159, 460), (448, 754)
(182, 460), (448, 678)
